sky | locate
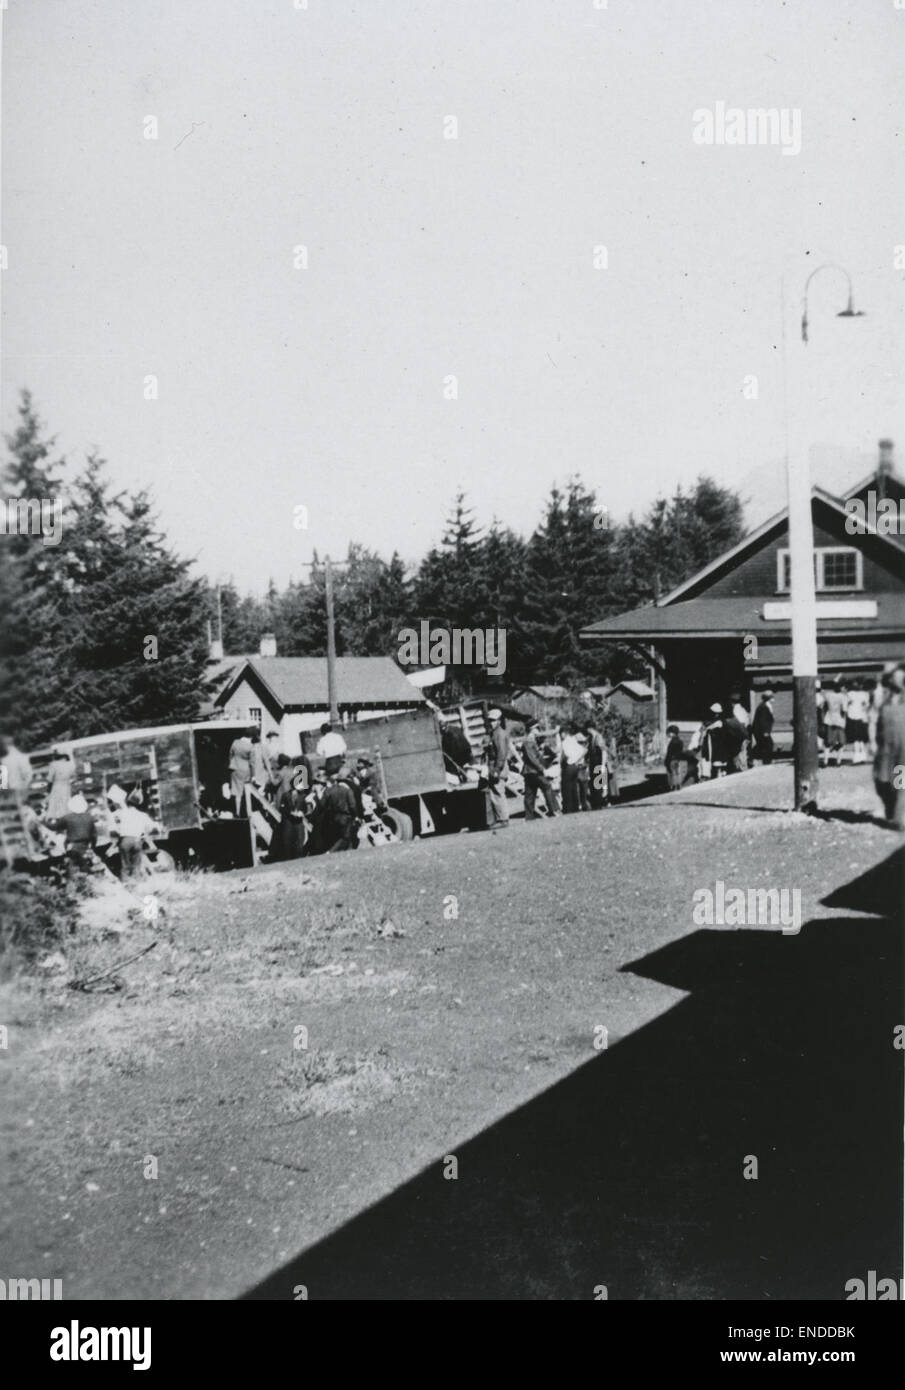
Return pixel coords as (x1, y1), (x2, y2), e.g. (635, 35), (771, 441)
(2, 0), (903, 592)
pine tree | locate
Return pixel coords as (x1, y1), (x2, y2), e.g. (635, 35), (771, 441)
(519, 478), (619, 686)
(0, 392), (68, 743)
(1, 395), (215, 744)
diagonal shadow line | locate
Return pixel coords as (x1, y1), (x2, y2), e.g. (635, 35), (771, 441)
(241, 851), (903, 1300)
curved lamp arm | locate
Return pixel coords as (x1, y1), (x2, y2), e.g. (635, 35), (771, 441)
(801, 263), (864, 344)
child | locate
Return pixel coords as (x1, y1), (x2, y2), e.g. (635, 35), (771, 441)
(665, 725), (685, 790)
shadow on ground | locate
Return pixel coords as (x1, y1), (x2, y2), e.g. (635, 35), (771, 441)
(243, 850), (903, 1301)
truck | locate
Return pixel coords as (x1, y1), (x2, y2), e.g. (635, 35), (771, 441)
(7, 720), (261, 870)
(302, 706), (490, 840)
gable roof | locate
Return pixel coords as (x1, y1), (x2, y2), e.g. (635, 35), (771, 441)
(215, 657), (426, 712)
(843, 466), (905, 501)
(656, 487), (904, 607)
(612, 680), (655, 700)
(511, 684), (570, 700)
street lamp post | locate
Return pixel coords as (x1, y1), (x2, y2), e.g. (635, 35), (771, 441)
(784, 263), (864, 813)
(324, 556), (339, 724)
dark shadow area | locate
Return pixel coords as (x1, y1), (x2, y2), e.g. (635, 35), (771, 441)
(243, 852), (903, 1300)
(813, 806), (897, 831)
(822, 845), (905, 917)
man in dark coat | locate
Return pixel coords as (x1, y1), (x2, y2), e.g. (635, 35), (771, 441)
(722, 712), (748, 774)
(873, 668), (905, 830)
(521, 717), (559, 819)
(752, 690), (775, 764)
(312, 775), (359, 852)
(486, 708), (511, 828)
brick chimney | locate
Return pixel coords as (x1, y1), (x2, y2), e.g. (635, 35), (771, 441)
(877, 439), (894, 500)
(259, 632), (277, 658)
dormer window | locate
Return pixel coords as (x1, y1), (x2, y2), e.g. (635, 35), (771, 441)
(777, 546), (863, 593)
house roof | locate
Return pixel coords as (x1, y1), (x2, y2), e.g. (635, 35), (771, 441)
(843, 466), (905, 501)
(582, 594), (905, 642)
(613, 680), (655, 699)
(512, 684), (570, 700)
(214, 656), (426, 711)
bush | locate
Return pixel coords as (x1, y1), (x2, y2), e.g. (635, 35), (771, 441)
(0, 871), (83, 976)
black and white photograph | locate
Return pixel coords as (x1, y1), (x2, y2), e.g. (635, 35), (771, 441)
(0, 0), (902, 1349)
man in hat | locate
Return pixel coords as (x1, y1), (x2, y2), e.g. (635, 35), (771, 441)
(486, 708), (511, 828)
(751, 690), (775, 764)
(521, 716), (559, 819)
(699, 703), (726, 776)
(53, 793), (98, 874)
(312, 771), (359, 852)
(873, 665), (905, 831)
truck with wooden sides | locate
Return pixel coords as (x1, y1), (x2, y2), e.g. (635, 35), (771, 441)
(6, 720), (260, 870)
(2, 708), (494, 871)
(302, 706), (490, 840)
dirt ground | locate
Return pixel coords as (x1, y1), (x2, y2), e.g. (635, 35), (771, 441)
(0, 763), (901, 1301)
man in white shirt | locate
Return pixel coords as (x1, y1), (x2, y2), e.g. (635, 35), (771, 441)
(560, 725), (587, 814)
(112, 793), (159, 881)
(316, 722), (347, 776)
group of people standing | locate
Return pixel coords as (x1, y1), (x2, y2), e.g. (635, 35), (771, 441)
(480, 707), (619, 829)
(816, 677), (878, 767)
(666, 692), (764, 789)
(658, 665), (905, 832)
(226, 723), (376, 860)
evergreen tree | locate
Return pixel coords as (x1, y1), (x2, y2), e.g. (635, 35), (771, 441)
(519, 478), (619, 686)
(0, 392), (68, 743)
(1, 395), (213, 744)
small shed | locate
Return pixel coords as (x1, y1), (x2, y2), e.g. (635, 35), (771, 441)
(509, 685), (571, 722)
(605, 680), (657, 726)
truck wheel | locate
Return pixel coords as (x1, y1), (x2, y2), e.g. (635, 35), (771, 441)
(380, 808), (414, 841)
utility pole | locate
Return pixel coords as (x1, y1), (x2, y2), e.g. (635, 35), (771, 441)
(783, 263), (864, 813)
(324, 556), (339, 724)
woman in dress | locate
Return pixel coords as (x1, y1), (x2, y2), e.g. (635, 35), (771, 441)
(844, 681), (870, 765)
(46, 749), (74, 820)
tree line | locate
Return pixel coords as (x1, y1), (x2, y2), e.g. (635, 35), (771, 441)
(0, 391), (744, 746)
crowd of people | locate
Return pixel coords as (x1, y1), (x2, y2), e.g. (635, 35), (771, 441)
(224, 722), (381, 860)
(658, 664), (905, 831)
(0, 739), (163, 880)
(441, 704), (622, 830)
(4, 664), (902, 876)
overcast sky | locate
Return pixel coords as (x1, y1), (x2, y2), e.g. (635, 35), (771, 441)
(2, 0), (903, 591)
